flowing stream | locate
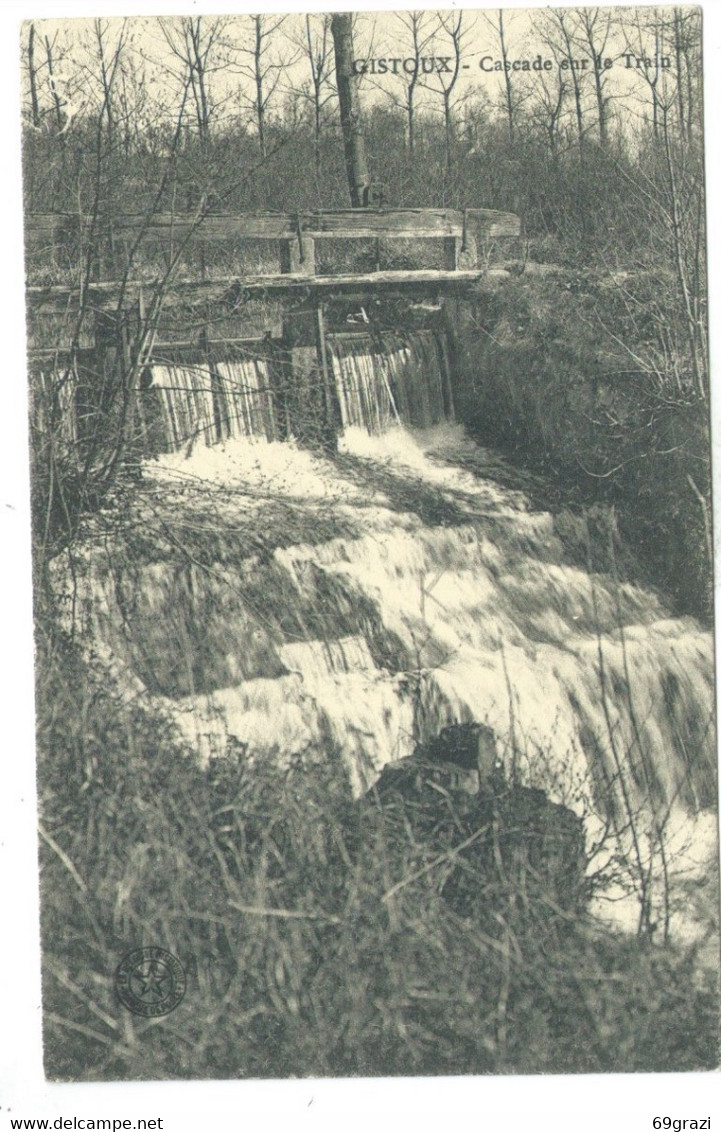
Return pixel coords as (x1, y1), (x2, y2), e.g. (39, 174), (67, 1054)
(148, 356), (278, 449)
(56, 336), (718, 940)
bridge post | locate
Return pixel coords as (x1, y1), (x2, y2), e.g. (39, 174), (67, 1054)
(443, 235), (477, 271)
(314, 301), (340, 453)
(280, 215), (315, 276)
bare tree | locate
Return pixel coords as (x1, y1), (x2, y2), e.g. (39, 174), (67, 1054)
(576, 7), (614, 144)
(483, 10), (525, 143)
(381, 11), (436, 156)
(160, 16), (230, 154)
(27, 22), (41, 128)
(77, 18), (129, 150)
(662, 6), (701, 142)
(43, 30), (78, 140)
(288, 14), (335, 176)
(429, 11), (475, 175)
(544, 9), (588, 149)
(115, 43), (149, 159)
(27, 21), (271, 556)
(530, 60), (569, 157)
(624, 7), (700, 144)
(232, 14), (295, 157)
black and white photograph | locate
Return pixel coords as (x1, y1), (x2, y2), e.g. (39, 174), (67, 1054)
(3, 0), (721, 1115)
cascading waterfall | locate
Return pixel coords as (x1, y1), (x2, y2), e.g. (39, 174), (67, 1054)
(86, 504), (714, 816)
(59, 418), (717, 937)
(328, 330), (451, 434)
(214, 358), (277, 442)
(147, 357), (278, 451)
(48, 291), (716, 938)
(31, 331), (454, 457)
(149, 362), (217, 450)
(142, 330), (452, 452)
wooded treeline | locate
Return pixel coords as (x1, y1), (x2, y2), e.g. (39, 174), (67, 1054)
(22, 9), (703, 255)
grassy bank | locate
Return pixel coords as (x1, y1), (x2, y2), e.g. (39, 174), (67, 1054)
(37, 627), (719, 1081)
(452, 269), (712, 620)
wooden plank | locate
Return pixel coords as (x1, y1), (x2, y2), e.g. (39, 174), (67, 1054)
(26, 208), (521, 243)
(465, 209), (521, 238)
(304, 209), (464, 237)
(83, 209), (471, 239)
(111, 213), (293, 239)
(27, 269), (485, 311)
(84, 210), (468, 240)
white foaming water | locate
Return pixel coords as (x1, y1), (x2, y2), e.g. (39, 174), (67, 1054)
(148, 356), (278, 451)
(62, 421), (718, 939)
(329, 330), (449, 432)
(214, 358), (277, 441)
(144, 329), (451, 451)
(149, 362), (217, 449)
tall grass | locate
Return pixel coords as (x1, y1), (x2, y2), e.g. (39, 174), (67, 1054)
(37, 625), (719, 1081)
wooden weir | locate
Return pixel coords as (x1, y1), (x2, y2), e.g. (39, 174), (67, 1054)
(25, 206), (520, 449)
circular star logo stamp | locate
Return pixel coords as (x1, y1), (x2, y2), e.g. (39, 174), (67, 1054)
(115, 947), (186, 1017)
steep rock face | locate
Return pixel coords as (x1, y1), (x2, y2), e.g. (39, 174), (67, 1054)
(361, 723), (587, 917)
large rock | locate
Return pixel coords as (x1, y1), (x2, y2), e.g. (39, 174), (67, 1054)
(363, 723), (587, 917)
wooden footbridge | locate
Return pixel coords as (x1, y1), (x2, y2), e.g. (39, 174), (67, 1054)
(26, 207), (520, 312)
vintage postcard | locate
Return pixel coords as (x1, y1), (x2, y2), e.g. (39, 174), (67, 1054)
(6, 0), (721, 1111)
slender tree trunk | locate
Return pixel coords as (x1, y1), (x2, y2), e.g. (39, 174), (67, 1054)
(28, 23), (41, 128)
(579, 11), (611, 144)
(570, 65), (584, 146)
(650, 20), (661, 142)
(96, 21), (116, 150)
(439, 13), (463, 177)
(331, 14), (369, 207)
(308, 19), (323, 175)
(673, 8), (686, 140)
(444, 92), (453, 173)
(591, 65), (607, 144)
(553, 13), (584, 149)
(188, 20), (211, 153)
(407, 82), (416, 154)
(405, 15), (422, 156)
(685, 41), (694, 140)
(254, 17), (266, 157)
(45, 35), (66, 135)
(302, 16), (331, 180)
(497, 11), (515, 142)
(314, 96), (321, 175)
(661, 103), (705, 398)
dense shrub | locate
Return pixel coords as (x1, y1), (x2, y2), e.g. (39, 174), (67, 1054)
(453, 272), (712, 618)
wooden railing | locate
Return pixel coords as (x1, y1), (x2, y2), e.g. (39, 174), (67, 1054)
(26, 207), (521, 285)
